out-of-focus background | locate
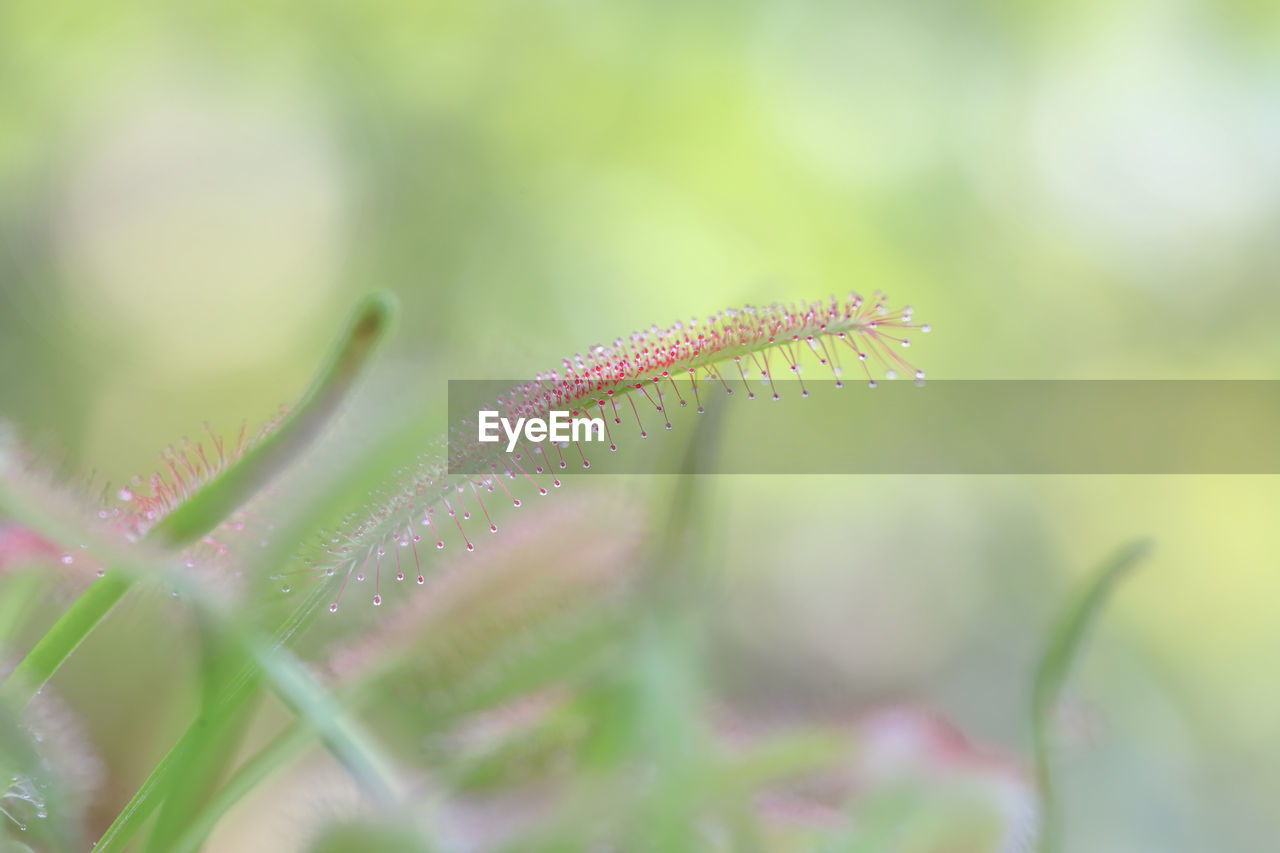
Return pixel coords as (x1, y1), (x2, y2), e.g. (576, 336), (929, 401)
(2, 0), (1279, 850)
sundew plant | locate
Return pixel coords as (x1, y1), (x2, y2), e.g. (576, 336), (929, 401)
(0, 291), (1143, 853)
(9, 3), (1279, 849)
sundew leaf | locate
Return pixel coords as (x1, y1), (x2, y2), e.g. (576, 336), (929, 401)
(146, 292), (398, 548)
(1, 291), (397, 568)
(1031, 539), (1152, 853)
(299, 293), (929, 616)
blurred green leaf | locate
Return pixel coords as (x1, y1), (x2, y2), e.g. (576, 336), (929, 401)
(1032, 539), (1153, 853)
(307, 817), (434, 853)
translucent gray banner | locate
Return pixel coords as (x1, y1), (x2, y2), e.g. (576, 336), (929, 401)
(447, 380), (1280, 474)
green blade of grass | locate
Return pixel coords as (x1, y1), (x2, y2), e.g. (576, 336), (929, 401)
(1031, 539), (1152, 853)
(168, 721), (313, 853)
(92, 584), (332, 853)
(0, 293), (396, 714)
(143, 625), (261, 853)
(96, 571), (406, 852)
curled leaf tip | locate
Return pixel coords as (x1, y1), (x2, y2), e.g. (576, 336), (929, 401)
(351, 292), (399, 346)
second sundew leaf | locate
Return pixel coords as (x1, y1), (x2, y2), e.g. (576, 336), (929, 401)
(297, 293), (929, 616)
(0, 293), (398, 718)
(146, 292), (399, 549)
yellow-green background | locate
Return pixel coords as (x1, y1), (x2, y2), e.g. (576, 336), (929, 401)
(2, 0), (1278, 849)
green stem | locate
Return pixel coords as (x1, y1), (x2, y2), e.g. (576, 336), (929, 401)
(93, 588), (324, 853)
(95, 626), (402, 852)
(169, 721), (313, 853)
(92, 680), (259, 852)
(0, 573), (131, 709)
(245, 634), (401, 803)
(144, 641), (262, 853)
(93, 581), (391, 852)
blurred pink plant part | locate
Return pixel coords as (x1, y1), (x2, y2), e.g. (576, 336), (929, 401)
(0, 418), (278, 588)
(375, 699), (1035, 852)
(0, 523), (61, 575)
(304, 498), (644, 850)
(736, 706), (1036, 852)
(328, 495), (642, 689)
(0, 436), (124, 582)
(1, 659), (104, 842)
